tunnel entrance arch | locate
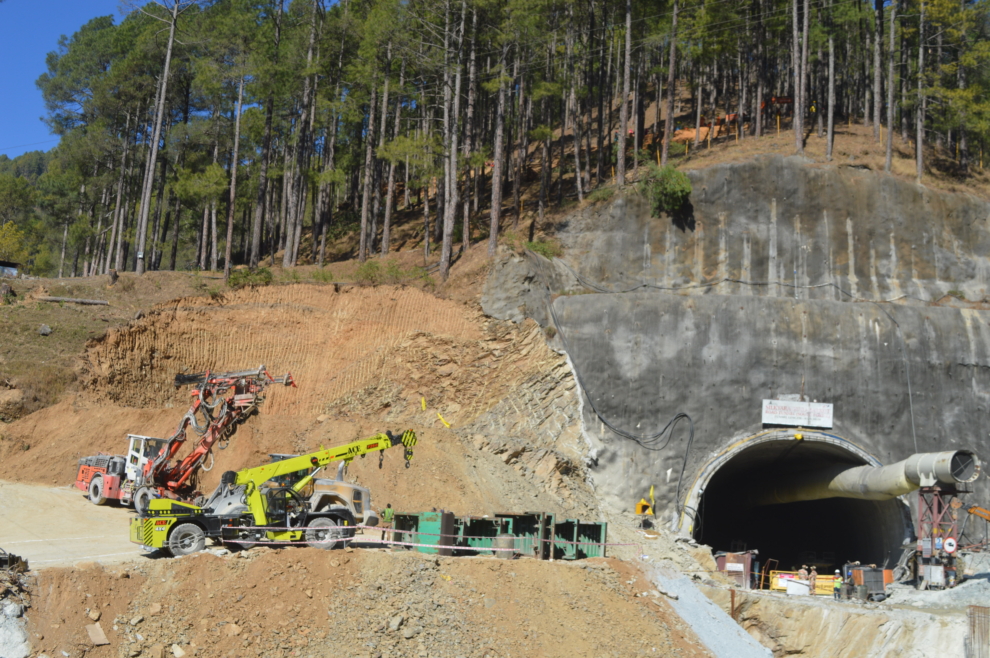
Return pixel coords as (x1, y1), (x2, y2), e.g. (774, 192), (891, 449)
(679, 429), (913, 573)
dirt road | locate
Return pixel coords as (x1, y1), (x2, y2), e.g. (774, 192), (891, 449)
(0, 481), (143, 568)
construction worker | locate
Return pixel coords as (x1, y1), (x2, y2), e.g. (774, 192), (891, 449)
(381, 503), (394, 543)
(809, 567), (818, 595)
(833, 570), (844, 601)
(798, 565), (809, 581)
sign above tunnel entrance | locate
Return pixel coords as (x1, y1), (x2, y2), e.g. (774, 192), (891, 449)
(762, 399), (834, 428)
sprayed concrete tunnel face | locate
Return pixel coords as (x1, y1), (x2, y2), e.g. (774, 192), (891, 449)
(693, 440), (910, 571)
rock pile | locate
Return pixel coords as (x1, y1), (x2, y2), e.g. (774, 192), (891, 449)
(28, 546), (710, 658)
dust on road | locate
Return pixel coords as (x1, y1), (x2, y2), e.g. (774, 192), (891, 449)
(0, 481), (143, 568)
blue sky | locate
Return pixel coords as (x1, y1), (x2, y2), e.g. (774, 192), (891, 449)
(0, 0), (128, 159)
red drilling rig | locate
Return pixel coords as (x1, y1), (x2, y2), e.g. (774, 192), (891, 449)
(74, 366), (295, 511)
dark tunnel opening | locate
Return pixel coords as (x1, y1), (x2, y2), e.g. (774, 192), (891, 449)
(694, 440), (910, 575)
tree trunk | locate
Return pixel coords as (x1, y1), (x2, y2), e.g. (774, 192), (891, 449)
(382, 60), (405, 256)
(224, 75), (245, 280)
(250, 1), (283, 268)
(798, 0), (810, 153)
(114, 151), (136, 272)
(661, 0), (678, 166)
(209, 201), (218, 272)
(755, 7), (764, 138)
(209, 136), (220, 271)
(358, 86), (377, 262)
(737, 45), (746, 142)
(899, 0), (908, 140)
(571, 85), (584, 201)
(460, 6), (476, 254)
(512, 55), (525, 226)
(694, 69), (702, 147)
(371, 45), (391, 257)
(58, 223), (68, 278)
(149, 156), (168, 270)
(105, 112), (131, 274)
(873, 0), (883, 141)
(792, 0), (802, 153)
(885, 4), (896, 172)
(135, 0), (180, 275)
(617, 0), (631, 185)
(827, 35), (835, 161)
(439, 0), (465, 281)
(488, 47), (508, 258)
(168, 193), (181, 270)
(916, 1), (925, 184)
(283, 2), (320, 268)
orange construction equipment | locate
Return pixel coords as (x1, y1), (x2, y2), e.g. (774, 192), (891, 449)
(74, 366), (295, 511)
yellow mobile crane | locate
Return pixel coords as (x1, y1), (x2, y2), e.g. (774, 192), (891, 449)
(130, 430), (416, 557)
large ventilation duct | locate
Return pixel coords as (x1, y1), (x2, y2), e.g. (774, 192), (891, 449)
(750, 450), (981, 507)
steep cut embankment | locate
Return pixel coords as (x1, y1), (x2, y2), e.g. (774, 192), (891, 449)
(0, 282), (597, 517)
(82, 284), (485, 415)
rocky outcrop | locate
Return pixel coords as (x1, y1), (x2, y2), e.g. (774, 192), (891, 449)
(554, 155), (990, 304)
(0, 388), (24, 421)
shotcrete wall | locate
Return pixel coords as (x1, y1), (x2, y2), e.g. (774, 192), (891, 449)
(553, 292), (990, 515)
(554, 155), (990, 303)
(482, 156), (990, 552)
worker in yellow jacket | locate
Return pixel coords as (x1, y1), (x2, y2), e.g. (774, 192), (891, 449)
(833, 570), (844, 601)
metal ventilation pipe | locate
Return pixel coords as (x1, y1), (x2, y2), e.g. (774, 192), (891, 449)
(749, 450), (981, 507)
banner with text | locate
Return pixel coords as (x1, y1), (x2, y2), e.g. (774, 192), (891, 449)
(762, 399), (833, 428)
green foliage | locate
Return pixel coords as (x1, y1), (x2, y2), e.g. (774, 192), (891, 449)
(354, 259), (381, 284)
(227, 267), (273, 289)
(524, 239), (562, 259)
(382, 259), (404, 284)
(354, 259), (434, 287)
(0, 175), (36, 226)
(312, 267), (334, 283)
(0, 222), (27, 263)
(587, 187), (615, 203)
(0, 152), (49, 182)
(6, 0), (989, 281)
(174, 163), (228, 204)
(638, 164), (692, 217)
(528, 125), (554, 142)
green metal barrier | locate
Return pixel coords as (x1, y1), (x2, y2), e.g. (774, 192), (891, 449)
(392, 511), (607, 560)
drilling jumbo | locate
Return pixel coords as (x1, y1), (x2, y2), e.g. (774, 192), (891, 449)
(75, 366), (295, 511)
(130, 430), (417, 556)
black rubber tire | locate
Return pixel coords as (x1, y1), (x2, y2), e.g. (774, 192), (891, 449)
(88, 476), (108, 506)
(168, 523), (206, 557)
(305, 517), (341, 550)
(133, 487), (153, 514)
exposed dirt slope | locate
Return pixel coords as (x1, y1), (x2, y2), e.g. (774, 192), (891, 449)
(0, 272), (211, 418)
(0, 405), (592, 519)
(27, 548), (712, 658)
(82, 284), (486, 416)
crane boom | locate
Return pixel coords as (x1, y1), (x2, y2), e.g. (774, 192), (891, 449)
(130, 429), (417, 556)
(236, 430), (417, 526)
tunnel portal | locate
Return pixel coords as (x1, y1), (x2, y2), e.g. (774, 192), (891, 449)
(693, 438), (910, 573)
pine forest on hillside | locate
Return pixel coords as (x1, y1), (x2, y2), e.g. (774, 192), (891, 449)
(0, 0), (988, 280)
